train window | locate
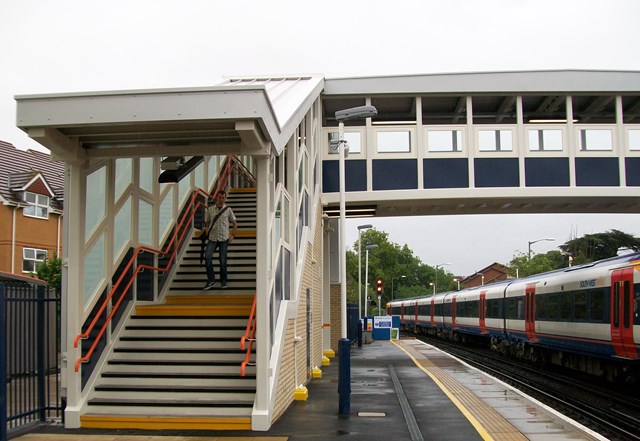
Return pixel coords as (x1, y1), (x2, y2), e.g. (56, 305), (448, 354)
(574, 291), (587, 321)
(589, 289), (605, 322)
(507, 297), (523, 319)
(547, 294), (559, 320)
(560, 292), (572, 320)
(469, 300), (478, 317)
(623, 281), (631, 329)
(435, 304), (443, 316)
(444, 303), (451, 317)
(536, 294), (548, 320)
(486, 299), (501, 318)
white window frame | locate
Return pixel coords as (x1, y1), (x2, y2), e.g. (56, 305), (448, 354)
(474, 126), (517, 153)
(22, 247), (47, 273)
(323, 128), (366, 159)
(526, 126), (566, 155)
(373, 126), (415, 157)
(423, 126), (466, 156)
(23, 191), (49, 219)
(625, 126), (640, 153)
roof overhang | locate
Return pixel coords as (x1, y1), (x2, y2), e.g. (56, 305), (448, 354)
(16, 75), (324, 162)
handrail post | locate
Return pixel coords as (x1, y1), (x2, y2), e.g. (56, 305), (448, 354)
(1, 283), (7, 441)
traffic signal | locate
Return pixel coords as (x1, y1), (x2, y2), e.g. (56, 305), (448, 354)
(375, 277), (384, 294)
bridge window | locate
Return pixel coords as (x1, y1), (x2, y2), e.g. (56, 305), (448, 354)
(477, 129), (513, 151)
(140, 158), (154, 194)
(115, 158), (132, 201)
(377, 130), (411, 153)
(327, 131), (361, 154)
(422, 96), (466, 125)
(578, 129), (613, 151)
(114, 196), (132, 261)
(622, 96), (640, 124)
(572, 95), (616, 124)
(523, 95), (566, 122)
(528, 129), (563, 151)
(628, 129), (640, 150)
(427, 130), (463, 152)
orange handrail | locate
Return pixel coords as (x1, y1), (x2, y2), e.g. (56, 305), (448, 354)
(240, 295), (257, 377)
(74, 155), (244, 372)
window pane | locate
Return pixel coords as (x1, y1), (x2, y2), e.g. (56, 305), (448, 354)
(159, 187), (175, 241)
(528, 129), (563, 151)
(579, 129), (612, 151)
(428, 130), (462, 152)
(37, 195), (48, 205)
(114, 196), (132, 259)
(139, 157), (154, 194)
(84, 233), (105, 306)
(378, 131), (411, 153)
(115, 158), (132, 200)
(328, 132), (361, 154)
(85, 166), (106, 239)
(25, 192), (36, 203)
(208, 156), (217, 190)
(138, 199), (153, 246)
(24, 248), (35, 259)
(478, 130), (513, 151)
(194, 163), (204, 190)
(36, 249), (47, 260)
(629, 130), (640, 151)
(179, 174), (191, 206)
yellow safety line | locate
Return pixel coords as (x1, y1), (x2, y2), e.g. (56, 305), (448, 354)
(392, 340), (495, 441)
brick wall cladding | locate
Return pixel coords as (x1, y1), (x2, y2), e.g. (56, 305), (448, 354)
(271, 204), (324, 423)
(0, 204), (62, 274)
(330, 283), (341, 352)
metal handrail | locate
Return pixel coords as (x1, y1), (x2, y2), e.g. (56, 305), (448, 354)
(73, 155), (242, 372)
(240, 295), (257, 377)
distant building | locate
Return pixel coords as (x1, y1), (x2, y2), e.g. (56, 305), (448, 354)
(461, 262), (511, 288)
(0, 141), (64, 275)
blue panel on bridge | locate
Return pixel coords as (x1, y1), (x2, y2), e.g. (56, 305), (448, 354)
(474, 158), (519, 187)
(575, 157), (619, 186)
(372, 159), (418, 190)
(423, 158), (469, 188)
(524, 158), (570, 187)
(322, 160), (367, 193)
(625, 157), (640, 186)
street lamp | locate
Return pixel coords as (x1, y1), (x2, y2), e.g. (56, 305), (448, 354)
(528, 238), (555, 260)
(391, 275), (406, 301)
(453, 278), (460, 290)
(364, 244), (378, 318)
(429, 282), (435, 295)
(434, 263), (450, 294)
(336, 105), (377, 415)
(476, 271), (485, 286)
(357, 224), (373, 319)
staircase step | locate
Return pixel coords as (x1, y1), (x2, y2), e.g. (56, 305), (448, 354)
(87, 397), (254, 408)
(80, 415), (252, 430)
(135, 305), (251, 316)
(164, 294), (254, 305)
(108, 357), (254, 366)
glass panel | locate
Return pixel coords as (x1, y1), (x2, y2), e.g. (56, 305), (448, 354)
(274, 199), (281, 249)
(427, 130), (462, 152)
(472, 96), (516, 124)
(522, 95), (566, 122)
(579, 129), (613, 151)
(328, 132), (362, 155)
(159, 187), (174, 242)
(573, 95), (616, 123)
(25, 193), (36, 203)
(138, 199), (153, 246)
(194, 162), (204, 190)
(283, 195), (290, 244)
(284, 248), (291, 300)
(629, 130), (640, 150)
(115, 158), (132, 201)
(85, 166), (106, 239)
(84, 233), (105, 306)
(528, 129), (563, 151)
(114, 196), (132, 260)
(208, 156), (217, 191)
(179, 173), (191, 206)
(377, 131), (411, 153)
(478, 130), (513, 151)
(139, 157), (154, 194)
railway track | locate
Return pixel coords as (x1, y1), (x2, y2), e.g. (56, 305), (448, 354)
(414, 335), (640, 441)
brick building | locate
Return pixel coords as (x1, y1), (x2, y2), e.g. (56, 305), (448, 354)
(0, 141), (64, 275)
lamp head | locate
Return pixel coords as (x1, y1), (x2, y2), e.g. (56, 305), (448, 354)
(335, 105), (377, 122)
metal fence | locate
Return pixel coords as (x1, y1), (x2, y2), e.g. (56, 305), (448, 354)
(1, 281), (62, 441)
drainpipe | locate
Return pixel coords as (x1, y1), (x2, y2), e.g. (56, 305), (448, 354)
(11, 206), (18, 273)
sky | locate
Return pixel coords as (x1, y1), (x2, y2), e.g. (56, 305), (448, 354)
(2, 0), (640, 276)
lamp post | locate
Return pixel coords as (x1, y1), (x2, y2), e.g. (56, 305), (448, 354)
(453, 278), (460, 290)
(429, 282), (435, 295)
(434, 263), (450, 294)
(364, 244), (378, 318)
(357, 224), (373, 319)
(528, 238), (555, 260)
(476, 271), (485, 286)
(335, 105), (377, 415)
(391, 275), (406, 302)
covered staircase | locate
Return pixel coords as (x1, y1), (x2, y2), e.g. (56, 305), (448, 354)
(80, 188), (258, 430)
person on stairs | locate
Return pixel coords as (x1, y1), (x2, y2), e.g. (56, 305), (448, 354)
(202, 191), (237, 290)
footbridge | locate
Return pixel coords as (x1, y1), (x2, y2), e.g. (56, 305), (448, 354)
(13, 69), (640, 431)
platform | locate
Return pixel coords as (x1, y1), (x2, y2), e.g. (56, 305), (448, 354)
(15, 339), (606, 441)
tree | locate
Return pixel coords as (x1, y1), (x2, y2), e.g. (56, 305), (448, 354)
(559, 229), (640, 263)
(36, 253), (62, 289)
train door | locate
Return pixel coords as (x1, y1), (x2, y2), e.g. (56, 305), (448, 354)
(430, 298), (435, 326)
(479, 291), (487, 334)
(611, 268), (637, 359)
(451, 296), (457, 330)
(525, 283), (537, 342)
(414, 301), (419, 324)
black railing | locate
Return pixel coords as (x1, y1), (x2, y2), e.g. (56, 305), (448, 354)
(1, 279), (61, 441)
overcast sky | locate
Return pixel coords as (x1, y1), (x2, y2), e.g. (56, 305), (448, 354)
(2, 0), (640, 276)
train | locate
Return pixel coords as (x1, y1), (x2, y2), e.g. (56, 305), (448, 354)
(387, 252), (640, 382)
